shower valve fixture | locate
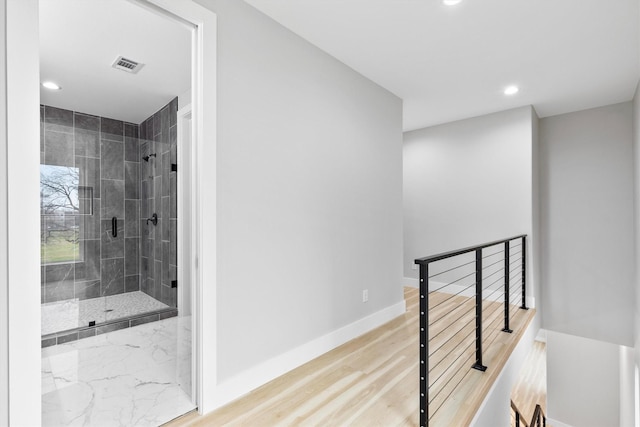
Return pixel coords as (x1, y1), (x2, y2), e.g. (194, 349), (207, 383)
(142, 153), (156, 162)
(147, 213), (158, 226)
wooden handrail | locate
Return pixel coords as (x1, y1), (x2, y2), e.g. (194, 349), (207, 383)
(529, 404), (546, 427)
(510, 400), (530, 427)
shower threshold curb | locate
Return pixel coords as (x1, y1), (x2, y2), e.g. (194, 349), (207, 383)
(41, 307), (178, 348)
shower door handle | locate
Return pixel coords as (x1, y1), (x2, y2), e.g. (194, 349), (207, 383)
(146, 213), (158, 226)
(112, 216), (118, 237)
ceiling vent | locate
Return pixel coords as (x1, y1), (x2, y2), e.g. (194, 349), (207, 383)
(112, 56), (144, 74)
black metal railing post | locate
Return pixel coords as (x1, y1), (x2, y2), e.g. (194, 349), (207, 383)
(502, 241), (513, 333)
(521, 235), (528, 310)
(472, 249), (487, 371)
(415, 234), (527, 424)
(418, 261), (428, 427)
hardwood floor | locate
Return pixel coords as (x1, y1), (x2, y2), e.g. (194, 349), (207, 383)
(427, 292), (535, 426)
(510, 341), (547, 426)
(166, 287), (535, 427)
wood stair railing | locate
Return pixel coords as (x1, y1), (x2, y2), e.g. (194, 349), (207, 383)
(511, 400), (530, 427)
(530, 404), (547, 427)
(511, 400), (546, 427)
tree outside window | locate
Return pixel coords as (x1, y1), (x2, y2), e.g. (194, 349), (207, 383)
(40, 165), (81, 264)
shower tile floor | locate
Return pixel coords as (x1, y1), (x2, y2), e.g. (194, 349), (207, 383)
(42, 315), (194, 426)
(41, 291), (170, 335)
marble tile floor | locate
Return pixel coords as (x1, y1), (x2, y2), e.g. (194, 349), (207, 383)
(42, 315), (195, 426)
(42, 291), (170, 335)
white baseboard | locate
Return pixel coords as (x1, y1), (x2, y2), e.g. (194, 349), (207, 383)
(211, 299), (407, 409)
(546, 418), (573, 427)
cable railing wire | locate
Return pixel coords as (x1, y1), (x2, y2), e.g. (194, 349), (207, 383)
(482, 315), (508, 350)
(429, 306), (474, 341)
(509, 305), (522, 325)
(429, 287), (477, 326)
(429, 278), (517, 363)
(430, 368), (474, 420)
(481, 250), (503, 260)
(480, 302), (509, 341)
(429, 322), (477, 374)
(432, 276), (521, 368)
(483, 266), (505, 281)
(509, 256), (523, 267)
(508, 267), (522, 279)
(482, 274), (505, 292)
(429, 306), (477, 355)
(428, 328), (479, 393)
(429, 283), (476, 310)
(509, 297), (523, 316)
(428, 259), (476, 280)
(481, 279), (508, 307)
(429, 349), (477, 418)
(509, 292), (523, 307)
(429, 270), (477, 294)
(482, 257), (506, 271)
(481, 289), (506, 308)
(509, 264), (523, 276)
(508, 277), (523, 288)
(482, 310), (512, 352)
(479, 302), (504, 336)
(416, 234), (528, 426)
(509, 278), (522, 291)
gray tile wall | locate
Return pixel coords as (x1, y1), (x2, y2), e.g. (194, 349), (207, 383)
(41, 105), (141, 303)
(139, 97), (178, 308)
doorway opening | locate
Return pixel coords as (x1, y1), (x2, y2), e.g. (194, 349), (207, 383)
(39, 0), (198, 424)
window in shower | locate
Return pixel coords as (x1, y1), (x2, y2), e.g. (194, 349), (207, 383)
(40, 165), (92, 264)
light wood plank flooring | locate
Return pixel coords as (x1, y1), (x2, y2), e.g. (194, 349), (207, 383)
(166, 287), (535, 427)
(510, 341), (547, 426)
(427, 291), (535, 426)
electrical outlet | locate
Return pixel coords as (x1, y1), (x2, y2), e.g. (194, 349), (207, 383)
(362, 289), (369, 303)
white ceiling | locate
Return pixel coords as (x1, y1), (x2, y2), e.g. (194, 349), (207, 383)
(39, 0), (191, 124)
(244, 0), (640, 131)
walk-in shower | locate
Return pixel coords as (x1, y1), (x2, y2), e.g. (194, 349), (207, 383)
(40, 98), (180, 346)
(38, 1), (195, 424)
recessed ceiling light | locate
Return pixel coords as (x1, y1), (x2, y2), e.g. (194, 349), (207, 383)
(504, 85), (519, 96)
(443, 0), (462, 5)
(42, 81), (62, 91)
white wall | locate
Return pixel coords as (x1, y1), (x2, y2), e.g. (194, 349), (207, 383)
(531, 108), (542, 315)
(0, 0), (8, 424)
(403, 106), (535, 302)
(547, 331), (621, 427)
(194, 0), (404, 385)
(621, 345), (636, 427)
(4, 0), (41, 425)
(633, 81), (640, 426)
(539, 102), (635, 347)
